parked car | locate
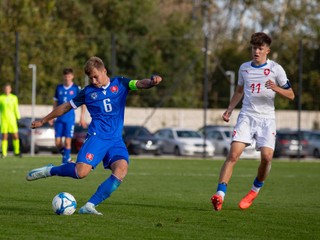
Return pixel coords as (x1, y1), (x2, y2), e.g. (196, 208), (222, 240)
(205, 127), (231, 157)
(17, 117), (56, 153)
(70, 125), (163, 155)
(123, 125), (163, 155)
(71, 124), (88, 153)
(198, 125), (227, 135)
(273, 129), (311, 158)
(154, 127), (215, 157)
(308, 131), (320, 158)
(205, 126), (260, 159)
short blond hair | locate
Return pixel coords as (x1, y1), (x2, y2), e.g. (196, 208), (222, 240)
(84, 56), (105, 75)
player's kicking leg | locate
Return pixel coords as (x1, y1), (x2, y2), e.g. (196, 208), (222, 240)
(26, 162), (80, 181)
(26, 164), (54, 181)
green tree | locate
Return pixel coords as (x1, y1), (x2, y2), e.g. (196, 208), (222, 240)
(0, 0), (319, 112)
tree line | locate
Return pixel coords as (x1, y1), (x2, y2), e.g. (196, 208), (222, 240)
(0, 0), (319, 111)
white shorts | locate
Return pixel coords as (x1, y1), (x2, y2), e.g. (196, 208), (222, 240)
(232, 114), (276, 150)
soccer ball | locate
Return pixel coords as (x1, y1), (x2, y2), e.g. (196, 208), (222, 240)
(52, 192), (77, 215)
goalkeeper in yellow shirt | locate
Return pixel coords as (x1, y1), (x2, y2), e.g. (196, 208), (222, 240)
(0, 83), (21, 158)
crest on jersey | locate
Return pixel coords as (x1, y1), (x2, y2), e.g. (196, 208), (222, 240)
(110, 85), (119, 94)
(70, 90), (74, 95)
(91, 92), (98, 100)
(86, 153), (94, 161)
(232, 130), (237, 137)
(264, 69), (270, 76)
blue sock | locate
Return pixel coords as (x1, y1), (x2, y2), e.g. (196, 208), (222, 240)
(216, 182), (227, 194)
(253, 177), (264, 188)
(50, 162), (78, 179)
(88, 174), (122, 206)
(62, 148), (71, 163)
(252, 177), (264, 192)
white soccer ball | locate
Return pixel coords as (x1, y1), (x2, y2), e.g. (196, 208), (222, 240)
(52, 192), (77, 215)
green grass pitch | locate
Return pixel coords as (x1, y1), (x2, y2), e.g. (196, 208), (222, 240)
(0, 155), (319, 239)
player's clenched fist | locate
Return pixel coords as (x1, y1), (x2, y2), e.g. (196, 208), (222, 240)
(31, 120), (43, 129)
(151, 75), (162, 86)
(222, 110), (232, 122)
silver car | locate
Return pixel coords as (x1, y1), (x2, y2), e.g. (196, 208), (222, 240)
(18, 117), (56, 153)
(206, 126), (260, 159)
(154, 127), (215, 157)
(308, 131), (320, 158)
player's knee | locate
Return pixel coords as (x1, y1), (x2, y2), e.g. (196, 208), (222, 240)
(261, 149), (273, 163)
(261, 155), (272, 164)
(113, 167), (127, 180)
(111, 160), (128, 180)
(76, 172), (88, 179)
(226, 152), (240, 163)
(75, 164), (92, 179)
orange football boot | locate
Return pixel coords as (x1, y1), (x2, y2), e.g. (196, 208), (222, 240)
(238, 190), (258, 209)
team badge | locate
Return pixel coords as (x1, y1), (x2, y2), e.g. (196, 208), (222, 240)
(86, 153), (94, 161)
(91, 92), (98, 100)
(264, 69), (270, 76)
(232, 130), (237, 137)
(70, 90), (74, 95)
(110, 85), (119, 94)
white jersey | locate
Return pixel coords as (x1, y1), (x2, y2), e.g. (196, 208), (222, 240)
(238, 59), (288, 119)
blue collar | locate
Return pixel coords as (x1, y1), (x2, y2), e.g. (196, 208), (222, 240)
(251, 61), (268, 68)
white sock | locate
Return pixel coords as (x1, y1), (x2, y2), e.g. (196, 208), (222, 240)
(251, 185), (261, 193)
(216, 191), (225, 200)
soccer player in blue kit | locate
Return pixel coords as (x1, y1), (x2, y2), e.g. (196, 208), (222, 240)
(26, 56), (162, 215)
(53, 68), (86, 163)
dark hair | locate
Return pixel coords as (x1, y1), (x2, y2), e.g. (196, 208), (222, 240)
(84, 56), (105, 75)
(63, 68), (73, 75)
(250, 32), (272, 46)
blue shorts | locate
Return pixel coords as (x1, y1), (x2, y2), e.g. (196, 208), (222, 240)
(76, 134), (129, 170)
(54, 120), (75, 138)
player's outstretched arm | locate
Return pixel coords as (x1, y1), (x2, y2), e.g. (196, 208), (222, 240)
(136, 75), (162, 89)
(31, 102), (73, 129)
(222, 85), (244, 122)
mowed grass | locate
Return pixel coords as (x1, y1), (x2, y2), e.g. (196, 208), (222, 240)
(0, 155), (319, 240)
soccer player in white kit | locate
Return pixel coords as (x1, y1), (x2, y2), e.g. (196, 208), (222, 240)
(211, 32), (295, 211)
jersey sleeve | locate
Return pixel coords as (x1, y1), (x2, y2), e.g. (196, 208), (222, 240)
(118, 76), (132, 90)
(237, 65), (244, 86)
(274, 64), (289, 87)
(70, 88), (86, 109)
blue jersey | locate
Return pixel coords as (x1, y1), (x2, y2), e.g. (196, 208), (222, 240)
(54, 83), (81, 122)
(70, 76), (131, 140)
